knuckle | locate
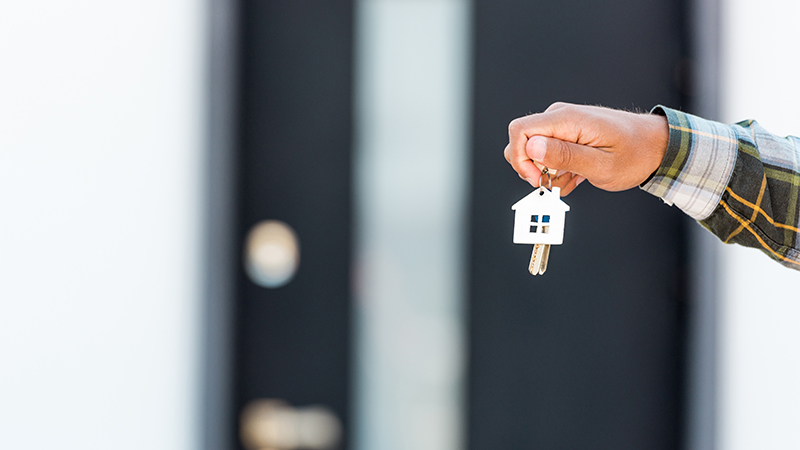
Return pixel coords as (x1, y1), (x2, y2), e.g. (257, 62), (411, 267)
(547, 102), (576, 114)
(508, 118), (522, 136)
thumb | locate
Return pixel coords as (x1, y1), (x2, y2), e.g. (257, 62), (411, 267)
(526, 135), (600, 178)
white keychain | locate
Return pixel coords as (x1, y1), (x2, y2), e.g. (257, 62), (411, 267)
(511, 167), (570, 275)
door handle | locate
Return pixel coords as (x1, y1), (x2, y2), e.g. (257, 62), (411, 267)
(240, 399), (342, 450)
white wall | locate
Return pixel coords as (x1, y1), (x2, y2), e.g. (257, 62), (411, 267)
(719, 1), (800, 448)
(0, 2), (206, 449)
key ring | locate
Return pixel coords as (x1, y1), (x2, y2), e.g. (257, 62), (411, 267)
(539, 166), (552, 190)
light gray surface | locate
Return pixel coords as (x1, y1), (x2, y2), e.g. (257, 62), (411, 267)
(352, 1), (471, 449)
(687, 224), (720, 450)
(687, 0), (721, 448)
(691, 0), (722, 121)
(201, 0), (239, 449)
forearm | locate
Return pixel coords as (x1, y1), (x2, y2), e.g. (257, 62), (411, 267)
(642, 106), (800, 270)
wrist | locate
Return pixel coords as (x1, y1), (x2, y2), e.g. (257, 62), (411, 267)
(636, 113), (670, 186)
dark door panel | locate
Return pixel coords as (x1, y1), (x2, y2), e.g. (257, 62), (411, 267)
(233, 1), (354, 449)
(468, 0), (689, 448)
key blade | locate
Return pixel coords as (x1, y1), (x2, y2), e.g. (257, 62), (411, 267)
(538, 244), (550, 274)
(529, 244), (542, 275)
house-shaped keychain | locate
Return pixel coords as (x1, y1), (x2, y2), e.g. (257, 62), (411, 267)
(512, 186), (570, 245)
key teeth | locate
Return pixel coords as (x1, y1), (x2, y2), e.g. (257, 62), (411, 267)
(529, 244), (541, 276)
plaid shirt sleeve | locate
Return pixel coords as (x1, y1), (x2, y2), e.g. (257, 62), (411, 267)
(641, 105), (800, 270)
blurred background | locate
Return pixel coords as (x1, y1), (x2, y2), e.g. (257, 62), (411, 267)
(1, 0), (799, 449)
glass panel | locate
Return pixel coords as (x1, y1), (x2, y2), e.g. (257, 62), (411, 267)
(353, 2), (470, 450)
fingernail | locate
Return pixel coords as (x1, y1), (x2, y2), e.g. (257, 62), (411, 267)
(528, 136), (546, 162)
(524, 177), (537, 187)
(575, 176), (586, 186)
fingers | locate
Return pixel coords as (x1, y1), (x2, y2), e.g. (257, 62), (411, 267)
(556, 174), (586, 196)
(508, 144), (589, 195)
(549, 171), (573, 190)
(507, 123), (543, 182)
(510, 103), (584, 143)
(505, 143), (543, 185)
(506, 102), (604, 190)
(525, 135), (604, 181)
(506, 104), (584, 181)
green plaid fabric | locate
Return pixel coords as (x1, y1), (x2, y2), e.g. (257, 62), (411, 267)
(641, 106), (800, 270)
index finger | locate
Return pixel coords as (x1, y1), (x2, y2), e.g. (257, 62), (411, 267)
(504, 143), (542, 186)
(507, 113), (562, 181)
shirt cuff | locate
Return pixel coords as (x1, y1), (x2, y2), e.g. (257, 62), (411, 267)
(640, 105), (738, 221)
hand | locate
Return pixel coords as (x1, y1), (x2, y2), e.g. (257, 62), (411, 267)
(504, 102), (670, 195)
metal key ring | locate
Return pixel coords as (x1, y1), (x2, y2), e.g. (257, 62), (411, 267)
(539, 167), (552, 190)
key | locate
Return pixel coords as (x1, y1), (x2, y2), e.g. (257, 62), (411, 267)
(528, 241), (551, 275)
(529, 244), (541, 275)
(528, 243), (544, 275)
(512, 165), (569, 276)
(528, 165), (553, 275)
(539, 242), (550, 274)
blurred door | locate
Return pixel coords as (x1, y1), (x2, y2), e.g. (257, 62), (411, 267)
(467, 0), (690, 449)
(228, 0), (692, 448)
(232, 1), (354, 449)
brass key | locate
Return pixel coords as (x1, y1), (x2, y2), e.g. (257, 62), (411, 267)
(528, 243), (550, 275)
